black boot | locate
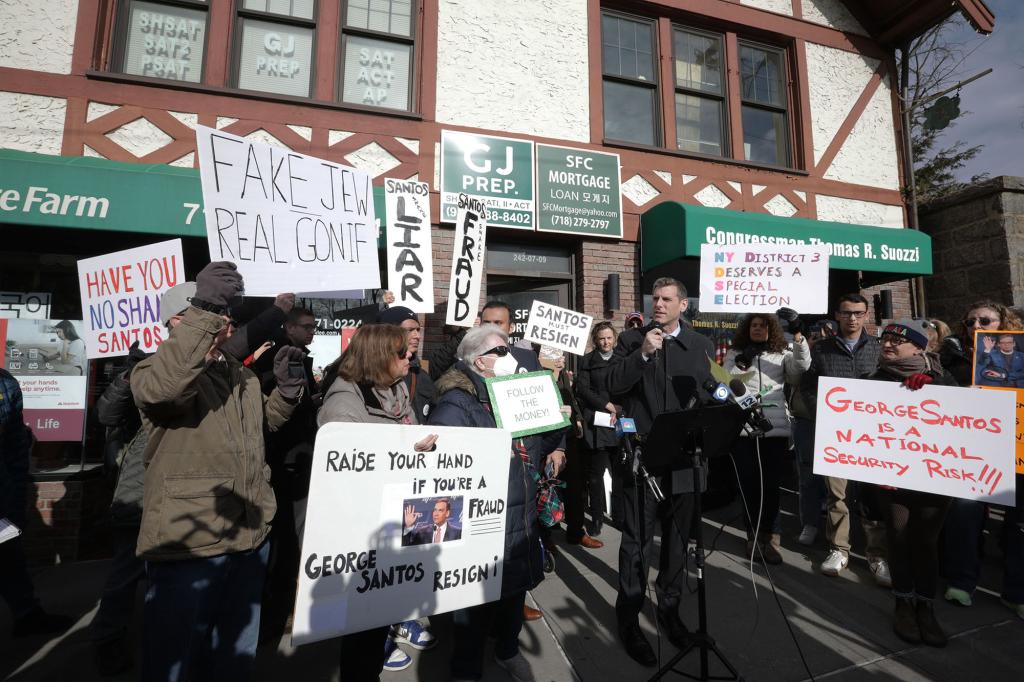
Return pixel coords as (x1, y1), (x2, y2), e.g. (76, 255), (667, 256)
(893, 596), (921, 644)
(915, 599), (948, 647)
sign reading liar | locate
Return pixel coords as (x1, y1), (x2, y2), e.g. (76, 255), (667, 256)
(384, 178), (434, 313)
(485, 371), (570, 438)
(77, 240), (185, 358)
(445, 194), (488, 327)
(195, 125), (380, 296)
(813, 377), (1016, 505)
(698, 243), (829, 314)
(523, 301), (593, 356)
(292, 423), (511, 645)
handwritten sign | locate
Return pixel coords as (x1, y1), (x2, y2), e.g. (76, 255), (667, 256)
(813, 377), (1016, 504)
(292, 423), (510, 645)
(0, 292), (51, 320)
(385, 178), (434, 313)
(485, 371), (570, 438)
(522, 301), (593, 356)
(698, 243), (828, 313)
(445, 194), (487, 327)
(971, 330), (1024, 474)
(195, 125), (380, 296)
(76, 240), (184, 358)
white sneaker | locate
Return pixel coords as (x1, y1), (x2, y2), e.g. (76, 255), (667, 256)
(496, 652), (535, 682)
(821, 549), (848, 576)
(869, 557), (892, 588)
(798, 525), (818, 546)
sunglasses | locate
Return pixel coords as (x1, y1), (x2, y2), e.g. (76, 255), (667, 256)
(964, 316), (996, 327)
(482, 345), (511, 357)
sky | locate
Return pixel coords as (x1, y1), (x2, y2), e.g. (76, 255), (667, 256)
(932, 0), (1024, 182)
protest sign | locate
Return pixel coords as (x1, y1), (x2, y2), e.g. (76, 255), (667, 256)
(0, 292), (51, 320)
(971, 330), (1024, 474)
(485, 371), (570, 438)
(522, 300), (593, 356)
(195, 125), (380, 296)
(813, 377), (1016, 504)
(384, 178), (434, 313)
(76, 239), (185, 358)
(536, 144), (622, 238)
(440, 130), (535, 230)
(698, 243), (829, 313)
(445, 194), (488, 327)
(292, 423), (511, 645)
(0, 318), (88, 441)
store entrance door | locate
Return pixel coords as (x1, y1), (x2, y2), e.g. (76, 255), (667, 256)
(487, 276), (571, 346)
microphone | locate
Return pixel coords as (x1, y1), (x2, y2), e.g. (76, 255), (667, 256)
(615, 415), (664, 501)
(703, 379), (773, 435)
(643, 321), (664, 360)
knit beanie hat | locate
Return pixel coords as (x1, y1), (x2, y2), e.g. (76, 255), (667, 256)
(376, 306), (418, 325)
(882, 318), (930, 349)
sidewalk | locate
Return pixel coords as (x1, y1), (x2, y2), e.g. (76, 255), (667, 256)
(3, 492), (1020, 681)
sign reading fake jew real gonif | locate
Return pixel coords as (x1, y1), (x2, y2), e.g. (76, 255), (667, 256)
(536, 144), (622, 239)
(440, 130), (535, 231)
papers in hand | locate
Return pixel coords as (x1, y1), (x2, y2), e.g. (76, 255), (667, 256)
(0, 518), (22, 545)
(594, 411), (615, 429)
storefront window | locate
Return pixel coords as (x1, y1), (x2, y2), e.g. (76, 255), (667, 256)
(117, 0), (208, 83)
(234, 2), (316, 97)
(340, 0), (416, 111)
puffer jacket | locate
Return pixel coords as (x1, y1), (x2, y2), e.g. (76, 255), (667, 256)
(724, 337), (810, 438)
(800, 333), (880, 416)
(428, 362), (545, 598)
(131, 307), (297, 561)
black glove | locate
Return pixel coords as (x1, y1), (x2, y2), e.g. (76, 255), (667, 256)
(126, 340), (148, 367)
(776, 307), (803, 335)
(194, 261), (244, 310)
(273, 346), (306, 400)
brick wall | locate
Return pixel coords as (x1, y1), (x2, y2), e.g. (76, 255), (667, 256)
(862, 279), (913, 334)
(22, 474), (112, 566)
(576, 240), (639, 344)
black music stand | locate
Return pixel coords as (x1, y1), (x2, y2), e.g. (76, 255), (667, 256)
(642, 403), (747, 682)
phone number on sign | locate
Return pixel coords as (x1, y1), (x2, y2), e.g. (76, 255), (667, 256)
(489, 210), (532, 226)
(550, 215), (610, 230)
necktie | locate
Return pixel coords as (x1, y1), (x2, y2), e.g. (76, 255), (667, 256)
(433, 526), (442, 543)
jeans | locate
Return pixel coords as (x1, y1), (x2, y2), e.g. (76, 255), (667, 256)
(92, 525), (145, 643)
(793, 417), (826, 529)
(943, 497), (1024, 603)
(143, 541), (270, 682)
(451, 590), (527, 679)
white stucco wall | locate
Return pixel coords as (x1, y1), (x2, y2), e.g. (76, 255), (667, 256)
(434, 0), (590, 142)
(804, 43), (879, 167)
(739, 0), (792, 16)
(801, 0), (866, 35)
(0, 93), (66, 155)
(824, 76), (900, 190)
(816, 195), (904, 228)
(0, 0), (78, 74)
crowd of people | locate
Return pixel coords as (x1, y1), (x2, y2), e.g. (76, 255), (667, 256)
(1, 262), (1022, 682)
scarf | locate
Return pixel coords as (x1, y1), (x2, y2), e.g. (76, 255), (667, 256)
(599, 350), (613, 361)
(370, 381), (414, 424)
(879, 352), (931, 379)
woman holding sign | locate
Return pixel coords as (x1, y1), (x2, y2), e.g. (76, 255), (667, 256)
(869, 319), (957, 647)
(724, 312), (810, 565)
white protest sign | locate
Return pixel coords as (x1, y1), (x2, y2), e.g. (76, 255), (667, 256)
(485, 371), (570, 438)
(813, 377), (1016, 504)
(699, 243), (829, 313)
(76, 239), (185, 358)
(195, 125), (380, 296)
(522, 300), (593, 356)
(445, 194), (487, 327)
(292, 422), (510, 645)
(384, 178), (434, 313)
(0, 292), (51, 319)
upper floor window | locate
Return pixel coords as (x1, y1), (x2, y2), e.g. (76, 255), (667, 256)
(739, 42), (790, 166)
(674, 28), (725, 156)
(234, 0), (316, 97)
(601, 13), (658, 146)
(341, 0), (416, 111)
(115, 0), (209, 83)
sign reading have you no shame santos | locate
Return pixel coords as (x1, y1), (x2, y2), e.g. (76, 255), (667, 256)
(195, 125), (381, 296)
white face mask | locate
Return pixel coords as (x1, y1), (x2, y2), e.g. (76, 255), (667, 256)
(490, 353), (519, 376)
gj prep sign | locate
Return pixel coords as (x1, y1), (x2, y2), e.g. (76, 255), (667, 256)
(813, 377), (1016, 505)
(440, 130), (535, 230)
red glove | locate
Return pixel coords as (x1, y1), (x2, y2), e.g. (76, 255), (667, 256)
(903, 373), (933, 391)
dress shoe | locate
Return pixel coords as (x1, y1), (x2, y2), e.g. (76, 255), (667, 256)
(656, 609), (691, 650)
(523, 605), (543, 622)
(568, 534), (604, 549)
(618, 622), (657, 667)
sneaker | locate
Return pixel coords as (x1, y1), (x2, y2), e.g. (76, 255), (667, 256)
(382, 637), (412, 672)
(391, 620), (436, 650)
(542, 548), (556, 574)
(821, 550), (848, 576)
(870, 558), (893, 588)
(495, 651), (535, 682)
(944, 587), (973, 607)
(798, 525), (818, 546)
(1001, 599), (1024, 620)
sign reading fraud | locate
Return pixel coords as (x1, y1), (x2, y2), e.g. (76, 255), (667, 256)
(445, 194), (488, 327)
(195, 125), (380, 296)
(522, 300), (593, 356)
(813, 377), (1016, 504)
(292, 423), (511, 645)
(536, 144), (622, 238)
(384, 178), (434, 313)
(440, 130), (534, 230)
(971, 330), (1024, 474)
(485, 371), (570, 438)
(698, 243), (829, 313)
(76, 239), (185, 358)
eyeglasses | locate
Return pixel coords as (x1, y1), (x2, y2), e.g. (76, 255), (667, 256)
(963, 316), (996, 327)
(482, 345), (511, 357)
(880, 334), (911, 346)
(836, 310), (867, 319)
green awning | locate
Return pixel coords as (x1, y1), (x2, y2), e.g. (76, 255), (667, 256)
(641, 202), (932, 277)
(0, 148), (386, 245)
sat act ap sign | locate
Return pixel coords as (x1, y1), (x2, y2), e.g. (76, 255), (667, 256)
(440, 130), (535, 231)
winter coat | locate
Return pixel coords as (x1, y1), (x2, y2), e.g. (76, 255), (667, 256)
(318, 375), (417, 427)
(939, 336), (973, 387)
(799, 333), (880, 419)
(97, 364), (148, 527)
(131, 307), (297, 561)
(723, 337), (810, 438)
(405, 356), (436, 424)
(429, 328), (466, 381)
(575, 350), (620, 449)
(0, 369), (31, 524)
(428, 363), (545, 598)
